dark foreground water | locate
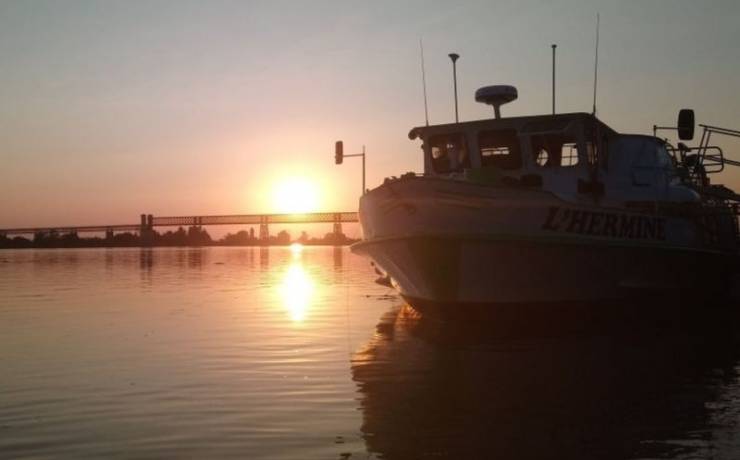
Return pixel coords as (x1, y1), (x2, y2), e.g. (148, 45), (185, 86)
(1, 247), (740, 459)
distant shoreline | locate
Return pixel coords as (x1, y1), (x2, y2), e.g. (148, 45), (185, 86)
(0, 227), (359, 250)
(0, 242), (357, 250)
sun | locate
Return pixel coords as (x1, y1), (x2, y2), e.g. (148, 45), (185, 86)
(272, 178), (320, 214)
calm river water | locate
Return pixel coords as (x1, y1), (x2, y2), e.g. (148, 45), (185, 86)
(1, 246), (740, 459)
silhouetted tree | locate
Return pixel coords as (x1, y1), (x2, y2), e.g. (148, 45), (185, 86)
(275, 230), (290, 245)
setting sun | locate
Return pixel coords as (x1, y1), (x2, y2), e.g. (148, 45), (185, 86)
(272, 178), (320, 214)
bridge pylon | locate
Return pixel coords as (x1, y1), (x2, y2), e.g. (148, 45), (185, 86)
(259, 216), (269, 242)
(139, 213), (155, 245)
(333, 213), (343, 238)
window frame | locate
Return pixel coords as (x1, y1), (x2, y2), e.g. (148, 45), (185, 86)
(477, 128), (523, 171)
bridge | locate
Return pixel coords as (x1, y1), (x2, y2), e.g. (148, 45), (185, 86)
(0, 211), (359, 240)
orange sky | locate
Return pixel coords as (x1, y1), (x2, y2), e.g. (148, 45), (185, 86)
(1, 0), (739, 232)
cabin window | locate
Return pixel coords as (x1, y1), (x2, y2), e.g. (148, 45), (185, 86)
(529, 136), (600, 168)
(530, 133), (582, 168)
(655, 144), (672, 169)
(582, 123), (605, 169)
(478, 129), (521, 170)
(429, 134), (469, 173)
(561, 143), (579, 166)
(535, 148), (549, 166)
(585, 142), (597, 166)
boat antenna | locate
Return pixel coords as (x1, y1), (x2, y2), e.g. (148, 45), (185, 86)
(551, 44), (557, 114)
(592, 13), (600, 116)
(419, 39), (429, 126)
(448, 53), (460, 123)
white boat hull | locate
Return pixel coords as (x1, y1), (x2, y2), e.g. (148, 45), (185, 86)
(352, 177), (738, 310)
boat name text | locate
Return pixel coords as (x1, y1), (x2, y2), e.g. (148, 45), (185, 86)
(542, 207), (666, 241)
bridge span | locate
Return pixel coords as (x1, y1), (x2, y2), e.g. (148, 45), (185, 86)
(0, 212), (359, 240)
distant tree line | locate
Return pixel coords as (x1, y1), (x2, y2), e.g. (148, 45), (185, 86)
(0, 227), (358, 249)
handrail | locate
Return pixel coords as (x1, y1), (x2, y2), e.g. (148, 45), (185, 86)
(696, 124), (740, 174)
(699, 124), (740, 137)
(664, 123), (740, 190)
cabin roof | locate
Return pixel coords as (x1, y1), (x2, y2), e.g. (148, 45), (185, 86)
(408, 112), (618, 140)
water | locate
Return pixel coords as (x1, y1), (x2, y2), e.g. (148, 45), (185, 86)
(1, 247), (740, 459)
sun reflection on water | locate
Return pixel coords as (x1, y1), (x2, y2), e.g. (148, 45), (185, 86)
(279, 262), (314, 322)
(289, 242), (303, 258)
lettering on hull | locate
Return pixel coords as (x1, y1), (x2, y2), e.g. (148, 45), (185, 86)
(542, 206), (666, 241)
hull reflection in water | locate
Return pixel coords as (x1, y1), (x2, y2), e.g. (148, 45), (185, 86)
(352, 305), (740, 459)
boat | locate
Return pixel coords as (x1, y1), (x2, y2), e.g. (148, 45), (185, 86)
(347, 85), (740, 314)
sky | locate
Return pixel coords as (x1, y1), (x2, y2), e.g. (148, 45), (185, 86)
(1, 0), (739, 230)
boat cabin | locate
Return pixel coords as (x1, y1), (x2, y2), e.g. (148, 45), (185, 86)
(408, 112), (697, 203)
(409, 112), (613, 175)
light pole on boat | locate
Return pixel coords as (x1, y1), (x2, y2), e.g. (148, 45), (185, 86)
(448, 53), (460, 123)
(334, 141), (366, 195)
